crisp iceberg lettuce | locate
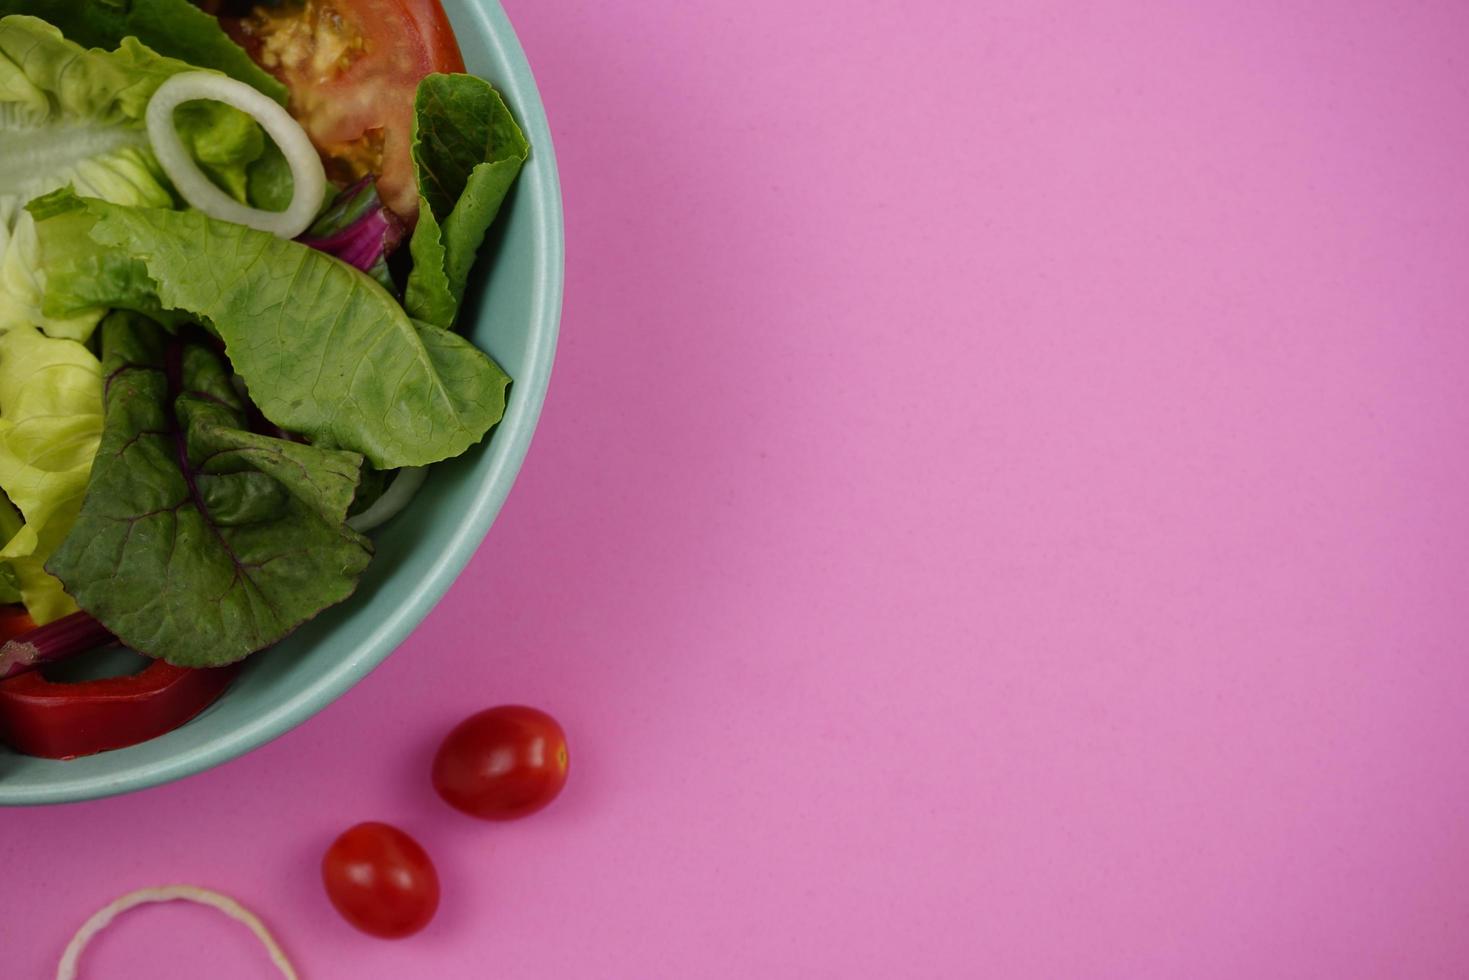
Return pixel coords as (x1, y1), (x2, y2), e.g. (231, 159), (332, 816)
(0, 14), (265, 341)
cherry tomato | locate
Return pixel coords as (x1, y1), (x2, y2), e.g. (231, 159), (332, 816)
(432, 705), (569, 820)
(223, 0), (465, 219)
(321, 822), (439, 938)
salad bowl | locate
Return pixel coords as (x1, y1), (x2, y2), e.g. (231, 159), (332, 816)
(0, 0), (563, 805)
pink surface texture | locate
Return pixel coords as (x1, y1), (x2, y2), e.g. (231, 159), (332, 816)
(5, 0), (1469, 976)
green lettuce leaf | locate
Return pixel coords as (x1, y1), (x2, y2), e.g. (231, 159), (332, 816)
(0, 324), (103, 623)
(246, 138), (295, 213)
(0, 16), (266, 624)
(0, 0), (286, 104)
(404, 74), (529, 329)
(46, 312), (373, 666)
(25, 189), (184, 327)
(0, 489), (26, 604)
(0, 14), (268, 341)
(33, 192), (511, 469)
(347, 465), (394, 518)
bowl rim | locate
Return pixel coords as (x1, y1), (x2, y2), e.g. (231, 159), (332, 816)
(0, 0), (564, 806)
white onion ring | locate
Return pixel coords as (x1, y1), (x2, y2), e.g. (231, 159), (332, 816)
(146, 72), (325, 238)
(57, 885), (299, 980)
(347, 466), (429, 532)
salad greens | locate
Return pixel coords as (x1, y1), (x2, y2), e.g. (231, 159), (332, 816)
(0, 13), (268, 622)
(0, 0), (286, 104)
(0, 15), (267, 340)
(0, 7), (526, 665)
(47, 313), (372, 667)
(33, 192), (511, 469)
(0, 325), (100, 621)
(406, 74), (529, 329)
(0, 493), (24, 603)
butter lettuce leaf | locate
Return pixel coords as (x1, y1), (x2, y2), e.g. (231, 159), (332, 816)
(47, 313), (373, 667)
(0, 324), (103, 623)
(33, 192), (510, 468)
(0, 492), (24, 604)
(404, 74), (528, 329)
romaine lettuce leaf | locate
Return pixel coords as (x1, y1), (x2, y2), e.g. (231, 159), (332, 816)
(24, 190), (184, 327)
(33, 192), (511, 469)
(404, 74), (529, 329)
(0, 324), (103, 623)
(0, 14), (267, 341)
(0, 0), (287, 105)
(46, 312), (373, 667)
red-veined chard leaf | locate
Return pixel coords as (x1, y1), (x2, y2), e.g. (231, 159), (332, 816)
(46, 312), (372, 667)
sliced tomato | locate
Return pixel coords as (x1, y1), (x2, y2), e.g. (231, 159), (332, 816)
(225, 0), (464, 221)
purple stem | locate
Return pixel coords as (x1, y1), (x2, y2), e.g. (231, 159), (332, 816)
(0, 612), (116, 680)
(296, 177), (405, 274)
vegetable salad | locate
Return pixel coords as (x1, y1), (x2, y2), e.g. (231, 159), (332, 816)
(0, 0), (527, 741)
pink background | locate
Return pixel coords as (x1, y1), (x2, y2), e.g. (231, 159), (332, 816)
(5, 0), (1469, 976)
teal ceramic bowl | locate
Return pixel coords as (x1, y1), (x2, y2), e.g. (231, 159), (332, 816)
(0, 0), (563, 805)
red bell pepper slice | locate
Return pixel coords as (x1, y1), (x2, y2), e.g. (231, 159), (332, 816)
(0, 609), (239, 760)
(0, 659), (240, 760)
